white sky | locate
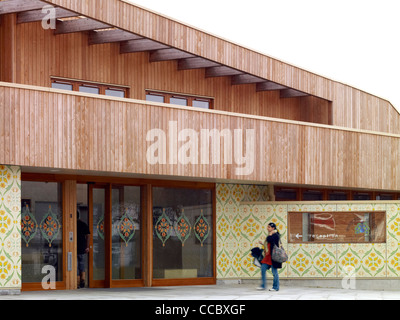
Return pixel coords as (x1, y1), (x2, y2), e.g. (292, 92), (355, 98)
(128, 0), (400, 112)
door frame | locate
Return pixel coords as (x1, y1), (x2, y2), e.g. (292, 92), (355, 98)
(88, 183), (146, 288)
(21, 173), (216, 290)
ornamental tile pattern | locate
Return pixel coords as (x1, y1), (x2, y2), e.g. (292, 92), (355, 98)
(0, 166), (21, 289)
(216, 183), (400, 281)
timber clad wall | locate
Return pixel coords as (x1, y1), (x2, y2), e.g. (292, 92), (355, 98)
(1, 2), (399, 133)
(33, 0), (400, 135)
(1, 83), (400, 191)
(0, 0), (399, 190)
(3, 20), (331, 125)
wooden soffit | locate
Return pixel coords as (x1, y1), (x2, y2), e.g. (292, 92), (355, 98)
(0, 0), (316, 99)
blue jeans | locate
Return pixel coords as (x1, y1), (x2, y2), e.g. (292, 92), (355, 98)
(260, 263), (279, 290)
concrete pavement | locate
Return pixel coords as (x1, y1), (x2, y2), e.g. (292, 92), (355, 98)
(1, 284), (400, 300)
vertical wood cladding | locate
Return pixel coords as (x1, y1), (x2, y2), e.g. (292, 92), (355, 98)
(39, 0), (400, 135)
(5, 20), (326, 126)
(1, 84), (399, 191)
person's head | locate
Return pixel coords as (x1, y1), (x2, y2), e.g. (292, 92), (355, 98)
(267, 222), (279, 233)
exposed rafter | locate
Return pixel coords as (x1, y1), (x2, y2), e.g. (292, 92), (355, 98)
(178, 57), (220, 70)
(0, 0), (312, 100)
(280, 89), (309, 98)
(0, 0), (45, 14)
(256, 81), (287, 92)
(17, 7), (78, 23)
(205, 66), (243, 78)
(89, 29), (142, 45)
(55, 18), (110, 34)
(149, 48), (195, 62)
(120, 39), (169, 53)
(231, 74), (264, 85)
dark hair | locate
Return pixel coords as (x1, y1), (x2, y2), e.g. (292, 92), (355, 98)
(268, 222), (280, 234)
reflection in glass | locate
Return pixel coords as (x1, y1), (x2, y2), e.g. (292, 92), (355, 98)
(146, 94), (164, 103)
(79, 85), (100, 94)
(105, 89), (125, 98)
(112, 186), (141, 280)
(92, 188), (105, 281)
(288, 211), (386, 243)
(52, 82), (73, 91)
(192, 100), (210, 109)
(170, 97), (187, 106)
(152, 187), (213, 279)
(21, 181), (63, 283)
(77, 184), (89, 288)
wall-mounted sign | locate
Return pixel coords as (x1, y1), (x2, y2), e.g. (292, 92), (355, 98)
(288, 211), (386, 244)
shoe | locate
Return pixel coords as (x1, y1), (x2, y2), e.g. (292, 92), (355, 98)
(256, 286), (265, 290)
(269, 288), (279, 291)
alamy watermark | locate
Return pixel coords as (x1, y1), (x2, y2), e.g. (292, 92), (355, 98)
(41, 5), (56, 30)
(41, 265), (56, 290)
(341, 265), (356, 290)
(146, 121), (255, 176)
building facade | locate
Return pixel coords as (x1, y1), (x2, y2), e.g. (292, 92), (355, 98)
(0, 0), (400, 293)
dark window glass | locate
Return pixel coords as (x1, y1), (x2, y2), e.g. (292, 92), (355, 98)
(112, 186), (142, 280)
(21, 181), (63, 283)
(146, 94), (165, 103)
(106, 89), (125, 98)
(192, 100), (210, 109)
(79, 85), (100, 94)
(52, 82), (73, 91)
(170, 97), (188, 106)
(152, 187), (213, 279)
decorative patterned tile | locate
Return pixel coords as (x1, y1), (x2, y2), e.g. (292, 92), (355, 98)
(387, 204), (400, 245)
(337, 244), (386, 278)
(0, 166), (21, 289)
(387, 244), (400, 277)
(288, 244), (314, 277)
(288, 203), (337, 213)
(288, 244), (336, 278)
(216, 183), (400, 281)
(337, 244), (362, 278)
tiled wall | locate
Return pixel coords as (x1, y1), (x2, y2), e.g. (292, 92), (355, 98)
(216, 183), (400, 280)
(0, 165), (21, 290)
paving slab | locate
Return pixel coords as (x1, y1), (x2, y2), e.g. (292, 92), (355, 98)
(1, 284), (400, 300)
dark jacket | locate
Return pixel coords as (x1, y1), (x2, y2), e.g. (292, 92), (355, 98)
(251, 247), (264, 261)
(267, 232), (282, 269)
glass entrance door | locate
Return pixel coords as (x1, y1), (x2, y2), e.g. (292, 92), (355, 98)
(88, 185), (106, 288)
(84, 184), (143, 288)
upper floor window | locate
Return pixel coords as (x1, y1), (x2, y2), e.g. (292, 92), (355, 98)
(146, 90), (213, 109)
(51, 77), (129, 98)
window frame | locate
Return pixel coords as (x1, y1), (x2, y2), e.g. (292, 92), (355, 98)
(51, 77), (130, 98)
(287, 211), (387, 244)
(145, 90), (214, 109)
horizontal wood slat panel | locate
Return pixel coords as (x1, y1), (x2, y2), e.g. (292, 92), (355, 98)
(1, 84), (399, 191)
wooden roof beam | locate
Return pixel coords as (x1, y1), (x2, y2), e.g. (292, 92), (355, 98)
(89, 29), (142, 45)
(231, 74), (264, 85)
(177, 57), (220, 70)
(256, 81), (287, 92)
(17, 7), (79, 23)
(55, 17), (110, 34)
(0, 0), (45, 15)
(280, 88), (309, 98)
(206, 66), (243, 78)
(149, 48), (195, 62)
(120, 39), (169, 53)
